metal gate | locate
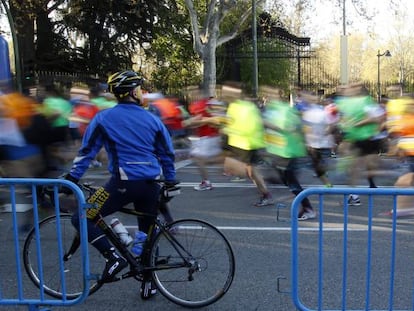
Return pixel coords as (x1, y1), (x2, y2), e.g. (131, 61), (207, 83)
(0, 178), (91, 311)
(217, 12), (340, 95)
(291, 187), (414, 311)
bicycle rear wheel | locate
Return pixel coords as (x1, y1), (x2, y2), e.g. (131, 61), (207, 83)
(150, 219), (235, 308)
(23, 214), (103, 299)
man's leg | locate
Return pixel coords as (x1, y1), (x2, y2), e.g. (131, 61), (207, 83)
(71, 184), (128, 282)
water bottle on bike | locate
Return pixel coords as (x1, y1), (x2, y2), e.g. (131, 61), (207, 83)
(110, 218), (133, 246)
(131, 230), (147, 256)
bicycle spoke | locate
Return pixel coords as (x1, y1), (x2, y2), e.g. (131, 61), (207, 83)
(150, 219), (235, 308)
(23, 214), (103, 299)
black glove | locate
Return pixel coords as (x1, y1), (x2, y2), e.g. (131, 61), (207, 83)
(60, 174), (79, 195)
(161, 180), (181, 202)
(164, 180), (179, 188)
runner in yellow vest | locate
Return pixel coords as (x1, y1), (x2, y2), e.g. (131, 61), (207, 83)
(386, 95), (414, 162)
(385, 95), (414, 217)
(222, 85), (272, 207)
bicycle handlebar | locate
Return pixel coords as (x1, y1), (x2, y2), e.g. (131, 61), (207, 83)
(72, 180), (182, 201)
(50, 178), (181, 203)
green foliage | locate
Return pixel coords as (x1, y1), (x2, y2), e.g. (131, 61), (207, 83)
(5, 0), (201, 91)
(5, 0), (293, 95)
(219, 2), (251, 36)
(149, 34), (202, 94)
(60, 0), (157, 75)
(148, 0), (201, 94)
(7, 0), (159, 78)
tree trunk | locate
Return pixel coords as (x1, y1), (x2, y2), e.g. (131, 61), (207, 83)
(202, 41), (217, 97)
(87, 14), (105, 74)
(36, 8), (54, 68)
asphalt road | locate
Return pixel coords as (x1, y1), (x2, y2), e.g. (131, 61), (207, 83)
(2, 155), (414, 311)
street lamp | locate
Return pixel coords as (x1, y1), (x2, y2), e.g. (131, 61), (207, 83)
(377, 49), (391, 103)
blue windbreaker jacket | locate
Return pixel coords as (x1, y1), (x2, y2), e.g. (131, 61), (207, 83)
(69, 102), (176, 181)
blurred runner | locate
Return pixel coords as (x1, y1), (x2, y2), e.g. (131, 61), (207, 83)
(222, 84), (273, 207)
(183, 91), (226, 191)
(150, 96), (188, 144)
(335, 83), (384, 206)
(301, 91), (337, 187)
(261, 86), (316, 220)
(39, 84), (72, 171)
(69, 86), (102, 168)
(385, 94), (414, 216)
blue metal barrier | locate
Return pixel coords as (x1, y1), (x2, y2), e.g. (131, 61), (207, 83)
(291, 187), (414, 311)
(0, 178), (91, 311)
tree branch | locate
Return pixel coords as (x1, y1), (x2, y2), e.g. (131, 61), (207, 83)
(184, 0), (203, 55)
(201, 0), (218, 43)
(216, 0), (265, 47)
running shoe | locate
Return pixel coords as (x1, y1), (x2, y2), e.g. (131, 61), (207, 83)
(253, 194), (274, 207)
(194, 181), (213, 191)
(298, 209), (316, 221)
(230, 176), (246, 182)
(381, 208), (414, 218)
(347, 195), (361, 206)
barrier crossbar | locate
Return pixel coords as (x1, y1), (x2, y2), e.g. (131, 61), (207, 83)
(0, 178), (91, 311)
(290, 187), (414, 311)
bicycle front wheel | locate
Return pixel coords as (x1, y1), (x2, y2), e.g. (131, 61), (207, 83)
(150, 219), (235, 308)
(23, 214), (103, 299)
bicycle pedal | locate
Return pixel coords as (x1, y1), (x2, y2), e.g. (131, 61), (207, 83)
(140, 281), (157, 300)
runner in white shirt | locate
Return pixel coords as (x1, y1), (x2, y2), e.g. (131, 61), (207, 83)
(301, 95), (339, 187)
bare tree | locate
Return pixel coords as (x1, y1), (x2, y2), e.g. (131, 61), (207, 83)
(184, 0), (265, 96)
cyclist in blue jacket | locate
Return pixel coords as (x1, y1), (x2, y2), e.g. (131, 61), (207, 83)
(64, 71), (176, 296)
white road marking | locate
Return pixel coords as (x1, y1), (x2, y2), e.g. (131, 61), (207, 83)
(125, 225), (367, 232)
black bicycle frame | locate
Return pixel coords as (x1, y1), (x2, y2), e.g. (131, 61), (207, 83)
(118, 207), (195, 269)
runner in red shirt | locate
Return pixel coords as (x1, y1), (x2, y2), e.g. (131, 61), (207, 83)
(183, 97), (226, 191)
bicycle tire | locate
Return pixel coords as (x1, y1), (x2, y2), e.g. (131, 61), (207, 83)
(150, 219), (235, 308)
(23, 214), (103, 299)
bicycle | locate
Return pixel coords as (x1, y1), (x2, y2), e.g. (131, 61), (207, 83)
(23, 182), (235, 308)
